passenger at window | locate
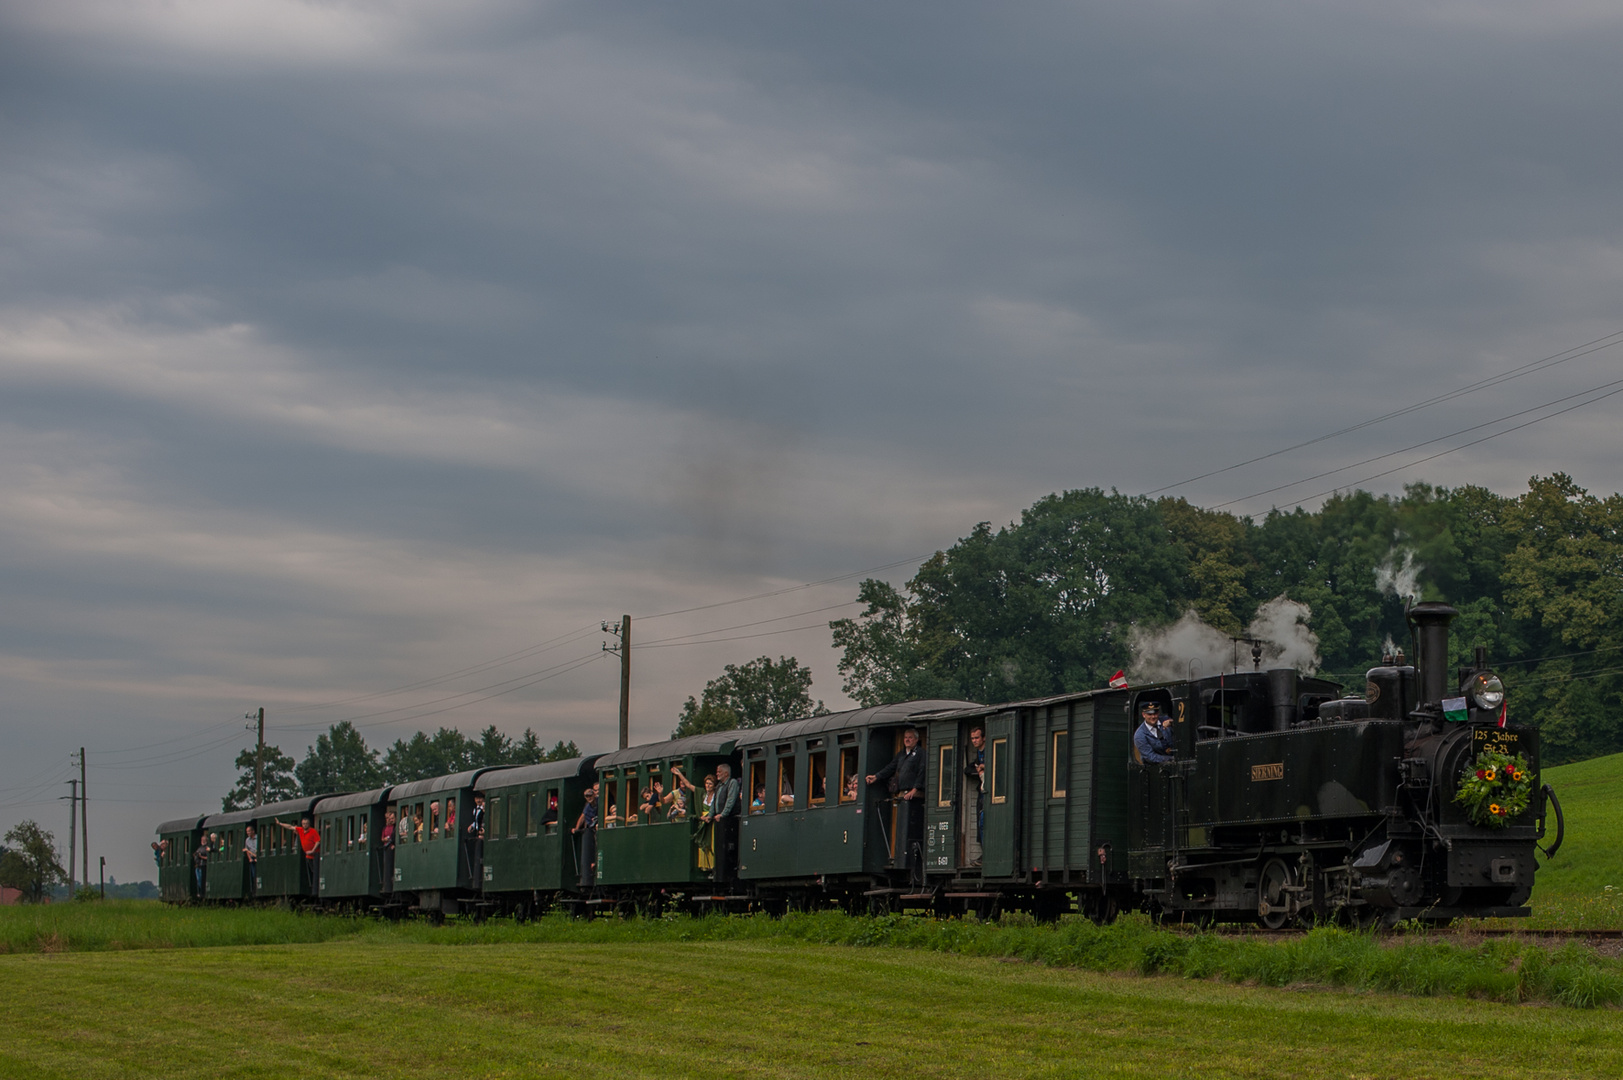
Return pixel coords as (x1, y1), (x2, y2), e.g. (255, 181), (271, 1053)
(192, 834), (210, 894)
(464, 794), (484, 881)
(412, 806), (424, 842)
(542, 792), (559, 827)
(713, 763), (741, 881)
(844, 774), (860, 802)
(380, 810), (396, 893)
(694, 773), (719, 873)
(639, 787), (658, 823)
(446, 798), (458, 837)
(572, 784), (598, 887)
(750, 787), (765, 815)
(429, 800), (441, 839)
(964, 724), (986, 846)
(1134, 702), (1176, 764)
(242, 824), (259, 900)
(276, 814), (322, 894)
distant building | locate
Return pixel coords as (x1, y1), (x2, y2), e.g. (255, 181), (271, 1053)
(0, 885), (26, 905)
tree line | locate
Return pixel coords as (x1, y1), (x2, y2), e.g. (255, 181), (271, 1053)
(829, 475), (1623, 767)
(222, 723), (580, 810)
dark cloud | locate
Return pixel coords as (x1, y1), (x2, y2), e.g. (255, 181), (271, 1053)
(4, 0), (1623, 879)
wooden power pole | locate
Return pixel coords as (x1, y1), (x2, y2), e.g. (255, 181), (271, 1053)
(603, 615), (631, 749)
(79, 746), (88, 889)
(254, 707), (265, 808)
(65, 778), (77, 896)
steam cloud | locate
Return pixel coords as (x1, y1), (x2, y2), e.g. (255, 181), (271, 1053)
(1375, 547), (1422, 602)
(1128, 596), (1321, 682)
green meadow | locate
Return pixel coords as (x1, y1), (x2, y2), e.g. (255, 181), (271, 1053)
(1505, 751), (1623, 929)
(7, 939), (1623, 1080)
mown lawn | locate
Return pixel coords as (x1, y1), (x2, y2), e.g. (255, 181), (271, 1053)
(5, 939), (1621, 1080)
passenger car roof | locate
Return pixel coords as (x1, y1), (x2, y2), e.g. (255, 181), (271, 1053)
(475, 756), (601, 791)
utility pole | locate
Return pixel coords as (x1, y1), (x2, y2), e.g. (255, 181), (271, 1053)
(65, 778), (77, 896)
(79, 746), (88, 889)
(602, 615), (630, 749)
(255, 708), (265, 807)
(99, 856), (105, 899)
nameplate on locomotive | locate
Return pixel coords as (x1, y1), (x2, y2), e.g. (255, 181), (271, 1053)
(1472, 729), (1520, 756)
(1251, 762), (1284, 782)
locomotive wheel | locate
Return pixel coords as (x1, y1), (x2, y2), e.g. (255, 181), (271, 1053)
(1256, 858), (1296, 930)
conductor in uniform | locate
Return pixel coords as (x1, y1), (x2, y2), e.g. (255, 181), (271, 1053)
(867, 726), (927, 873)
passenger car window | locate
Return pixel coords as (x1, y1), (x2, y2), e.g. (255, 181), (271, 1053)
(990, 738), (1008, 804)
(776, 757), (796, 811)
(808, 746), (827, 805)
(1051, 731), (1069, 798)
(938, 745), (955, 807)
(838, 748), (859, 803)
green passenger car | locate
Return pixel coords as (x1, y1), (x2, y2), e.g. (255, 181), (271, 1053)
(921, 691), (1136, 920)
(156, 816), (205, 904)
(592, 733), (739, 892)
(391, 768), (516, 914)
(736, 702), (975, 896)
(315, 787), (392, 906)
(252, 796), (325, 902)
(200, 807), (261, 902)
(476, 756), (601, 909)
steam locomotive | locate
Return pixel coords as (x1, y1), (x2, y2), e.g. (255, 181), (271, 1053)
(158, 600), (1562, 926)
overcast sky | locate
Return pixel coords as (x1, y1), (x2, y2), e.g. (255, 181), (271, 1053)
(5, 0), (1623, 882)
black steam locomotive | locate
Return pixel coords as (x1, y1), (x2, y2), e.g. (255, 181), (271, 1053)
(1118, 600), (1563, 927)
(159, 601), (1563, 927)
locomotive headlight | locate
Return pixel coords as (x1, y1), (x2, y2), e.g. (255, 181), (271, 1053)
(1467, 671), (1506, 712)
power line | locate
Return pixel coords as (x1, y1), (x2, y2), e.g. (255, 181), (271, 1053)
(1146, 327), (1623, 498)
(1261, 381), (1623, 511)
(633, 600), (860, 647)
(1211, 374), (1623, 511)
(271, 650), (610, 732)
(275, 622), (602, 713)
(633, 554), (932, 621)
(637, 621), (846, 649)
(335, 652), (608, 731)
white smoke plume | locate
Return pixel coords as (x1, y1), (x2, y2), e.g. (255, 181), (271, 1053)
(1375, 547), (1422, 602)
(1128, 596), (1321, 683)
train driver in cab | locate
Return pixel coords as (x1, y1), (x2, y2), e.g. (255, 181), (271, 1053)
(1134, 701), (1176, 764)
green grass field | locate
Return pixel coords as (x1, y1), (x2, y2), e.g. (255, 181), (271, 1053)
(6, 939), (1623, 1079)
(1515, 751), (1623, 928)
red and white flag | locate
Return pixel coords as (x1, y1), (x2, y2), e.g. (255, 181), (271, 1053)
(1108, 670), (1128, 690)
(1498, 702), (1508, 729)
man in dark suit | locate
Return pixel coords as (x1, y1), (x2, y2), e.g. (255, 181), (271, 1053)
(867, 727), (927, 875)
(713, 763), (741, 883)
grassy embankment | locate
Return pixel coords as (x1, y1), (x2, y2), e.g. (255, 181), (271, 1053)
(6, 939), (1623, 1079)
(6, 900), (1623, 1009)
(1508, 751), (1623, 929)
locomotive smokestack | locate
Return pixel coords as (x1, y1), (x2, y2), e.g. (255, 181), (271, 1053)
(1406, 601), (1459, 707)
(1268, 668), (1298, 731)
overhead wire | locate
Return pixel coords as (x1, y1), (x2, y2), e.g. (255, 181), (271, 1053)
(271, 650), (611, 732)
(1145, 327), (1623, 498)
(1245, 381), (1623, 511)
(274, 622), (602, 713)
(631, 600), (861, 647)
(633, 554), (932, 621)
(1210, 374), (1623, 511)
(637, 621), (849, 649)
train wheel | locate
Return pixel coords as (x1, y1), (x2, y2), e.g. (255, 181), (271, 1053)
(1256, 858), (1296, 930)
